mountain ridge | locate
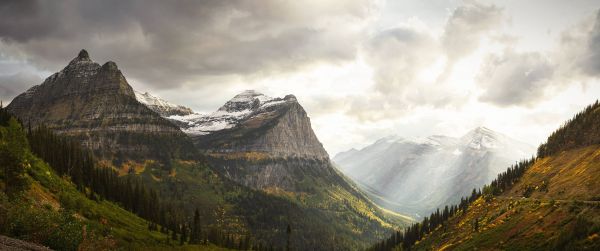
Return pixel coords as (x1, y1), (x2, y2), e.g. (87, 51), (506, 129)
(6, 49), (195, 161)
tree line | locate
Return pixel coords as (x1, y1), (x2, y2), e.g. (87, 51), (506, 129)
(538, 100), (600, 158)
(369, 157), (535, 251)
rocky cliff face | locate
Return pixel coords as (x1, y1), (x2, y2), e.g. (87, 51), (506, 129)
(7, 50), (195, 161)
(171, 90), (328, 159)
(168, 90), (336, 190)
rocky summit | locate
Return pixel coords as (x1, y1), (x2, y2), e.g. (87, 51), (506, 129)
(165, 90), (335, 190)
(171, 90), (328, 159)
(7, 49), (195, 161)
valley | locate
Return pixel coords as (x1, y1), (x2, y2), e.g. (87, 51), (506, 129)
(0, 2), (598, 249)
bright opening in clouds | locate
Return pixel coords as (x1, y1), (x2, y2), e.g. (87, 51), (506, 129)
(0, 0), (599, 155)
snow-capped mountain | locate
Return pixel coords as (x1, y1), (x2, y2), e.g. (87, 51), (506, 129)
(134, 91), (194, 116)
(168, 90), (291, 136)
(333, 127), (535, 218)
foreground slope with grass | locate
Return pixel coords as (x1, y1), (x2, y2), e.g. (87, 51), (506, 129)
(0, 111), (229, 250)
(369, 101), (600, 251)
(410, 101), (600, 250)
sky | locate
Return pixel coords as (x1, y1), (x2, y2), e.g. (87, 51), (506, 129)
(0, 0), (599, 155)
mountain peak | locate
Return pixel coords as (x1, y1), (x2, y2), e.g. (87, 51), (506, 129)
(78, 49), (90, 59)
(101, 61), (119, 71)
(473, 126), (494, 133)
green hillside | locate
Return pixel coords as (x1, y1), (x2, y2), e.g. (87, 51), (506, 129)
(0, 112), (231, 250)
(128, 155), (411, 250)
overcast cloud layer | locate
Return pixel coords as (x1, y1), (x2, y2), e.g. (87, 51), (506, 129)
(0, 0), (599, 155)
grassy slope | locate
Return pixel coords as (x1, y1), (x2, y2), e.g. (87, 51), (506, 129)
(413, 145), (600, 250)
(3, 150), (229, 250)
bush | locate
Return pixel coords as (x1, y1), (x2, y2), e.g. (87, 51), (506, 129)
(3, 198), (83, 251)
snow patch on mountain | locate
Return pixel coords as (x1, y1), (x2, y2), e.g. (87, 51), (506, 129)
(168, 90), (293, 136)
(135, 91), (194, 116)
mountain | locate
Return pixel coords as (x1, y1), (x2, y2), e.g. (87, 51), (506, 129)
(170, 90), (328, 159)
(334, 127), (535, 217)
(168, 90), (331, 190)
(6, 50), (411, 250)
(134, 90), (194, 116)
(408, 101), (600, 250)
(6, 50), (195, 161)
(145, 90), (413, 249)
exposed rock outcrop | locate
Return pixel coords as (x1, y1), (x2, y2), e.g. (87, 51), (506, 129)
(7, 49), (195, 161)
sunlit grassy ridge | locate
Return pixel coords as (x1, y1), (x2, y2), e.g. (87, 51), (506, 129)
(505, 145), (600, 201)
(413, 146), (600, 250)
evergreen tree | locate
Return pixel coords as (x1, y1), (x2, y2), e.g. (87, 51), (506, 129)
(180, 224), (187, 245)
(0, 118), (30, 196)
(286, 224), (292, 251)
(190, 208), (201, 244)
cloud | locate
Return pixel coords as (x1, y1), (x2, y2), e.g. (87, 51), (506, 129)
(579, 10), (600, 76)
(0, 0), (376, 89)
(477, 50), (554, 106)
(0, 71), (41, 103)
(442, 0), (503, 61)
(365, 26), (439, 94)
(475, 8), (600, 107)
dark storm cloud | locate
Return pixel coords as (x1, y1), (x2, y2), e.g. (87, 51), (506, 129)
(0, 0), (373, 89)
(0, 72), (41, 103)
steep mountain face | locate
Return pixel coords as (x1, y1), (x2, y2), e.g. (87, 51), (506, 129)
(134, 91), (194, 116)
(334, 127), (535, 217)
(6, 50), (195, 161)
(169, 90), (331, 190)
(171, 90), (328, 159)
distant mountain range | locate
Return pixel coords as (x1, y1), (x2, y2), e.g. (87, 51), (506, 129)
(334, 127), (535, 217)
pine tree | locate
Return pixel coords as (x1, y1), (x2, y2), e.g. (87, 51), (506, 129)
(0, 118), (30, 196)
(190, 208), (201, 244)
(286, 224), (292, 251)
(180, 224), (187, 245)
